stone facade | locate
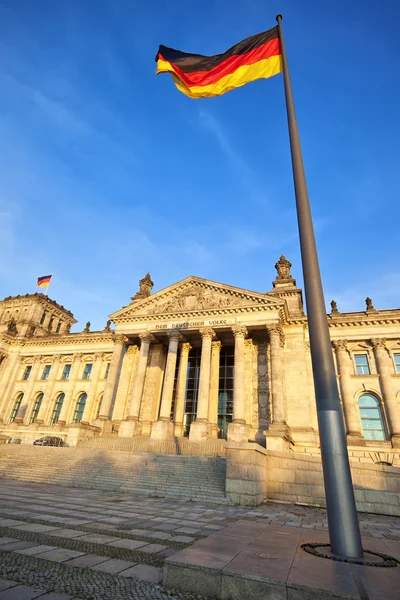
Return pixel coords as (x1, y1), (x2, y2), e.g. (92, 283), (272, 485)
(1, 258), (400, 465)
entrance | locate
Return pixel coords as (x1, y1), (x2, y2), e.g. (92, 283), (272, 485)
(217, 346), (234, 439)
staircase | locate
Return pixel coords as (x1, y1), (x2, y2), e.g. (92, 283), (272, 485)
(0, 445), (228, 504)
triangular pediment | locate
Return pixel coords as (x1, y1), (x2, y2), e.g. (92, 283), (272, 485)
(110, 276), (285, 323)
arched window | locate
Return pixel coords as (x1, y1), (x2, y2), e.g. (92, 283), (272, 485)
(29, 393), (44, 424)
(73, 393), (87, 423)
(358, 394), (386, 441)
(96, 394), (103, 418)
(10, 393), (23, 423)
(50, 393), (65, 425)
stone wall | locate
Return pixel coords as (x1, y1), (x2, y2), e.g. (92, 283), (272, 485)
(266, 450), (400, 516)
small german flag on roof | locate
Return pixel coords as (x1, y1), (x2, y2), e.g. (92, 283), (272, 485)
(155, 26), (282, 98)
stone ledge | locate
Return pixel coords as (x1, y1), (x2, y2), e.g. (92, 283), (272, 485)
(225, 442), (268, 455)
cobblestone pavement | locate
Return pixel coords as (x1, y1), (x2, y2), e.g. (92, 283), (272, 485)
(0, 480), (399, 600)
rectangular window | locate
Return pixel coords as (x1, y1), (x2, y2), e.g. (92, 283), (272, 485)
(41, 365), (51, 380)
(354, 354), (370, 375)
(62, 364), (71, 380)
(394, 353), (400, 374)
(83, 363), (93, 380)
(23, 366), (32, 380)
(56, 321), (61, 334)
(40, 311), (47, 325)
(104, 363), (111, 379)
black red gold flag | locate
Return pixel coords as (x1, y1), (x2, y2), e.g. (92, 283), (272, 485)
(155, 26), (282, 98)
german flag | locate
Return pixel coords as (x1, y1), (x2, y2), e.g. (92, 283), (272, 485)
(155, 26), (282, 99)
(37, 275), (52, 288)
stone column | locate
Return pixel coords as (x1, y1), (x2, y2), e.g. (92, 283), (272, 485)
(98, 335), (126, 422)
(189, 327), (215, 441)
(264, 324), (290, 450)
(82, 353), (103, 423)
(371, 338), (400, 447)
(58, 354), (82, 425)
(36, 355), (61, 424)
(119, 332), (155, 437)
(332, 340), (364, 445)
(173, 342), (192, 437)
(14, 356), (42, 423)
(151, 331), (182, 440)
(227, 325), (249, 443)
(208, 341), (222, 438)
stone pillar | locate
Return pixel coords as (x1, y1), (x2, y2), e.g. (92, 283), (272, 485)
(173, 342), (191, 437)
(208, 341), (222, 438)
(119, 332), (155, 437)
(264, 325), (290, 451)
(36, 355), (61, 424)
(189, 327), (215, 442)
(227, 325), (249, 443)
(82, 353), (103, 423)
(98, 335), (126, 422)
(151, 331), (181, 440)
(0, 352), (20, 423)
(371, 338), (400, 447)
(332, 340), (364, 445)
(58, 354), (82, 425)
(14, 356), (42, 423)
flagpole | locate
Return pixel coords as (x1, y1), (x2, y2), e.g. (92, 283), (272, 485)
(275, 14), (363, 559)
(45, 274), (53, 297)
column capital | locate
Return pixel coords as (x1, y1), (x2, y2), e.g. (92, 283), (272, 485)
(167, 330), (183, 343)
(211, 340), (222, 352)
(267, 324), (285, 347)
(126, 344), (139, 355)
(114, 334), (128, 346)
(138, 332), (156, 344)
(370, 338), (387, 350)
(332, 339), (348, 353)
(199, 327), (215, 340)
(94, 352), (104, 360)
(231, 324), (248, 338)
(180, 342), (192, 355)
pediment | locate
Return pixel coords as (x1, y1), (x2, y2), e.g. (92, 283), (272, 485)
(110, 276), (285, 323)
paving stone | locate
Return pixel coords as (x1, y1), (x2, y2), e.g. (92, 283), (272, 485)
(15, 545), (58, 556)
(43, 530), (86, 539)
(0, 542), (37, 551)
(118, 564), (163, 583)
(64, 554), (110, 568)
(137, 544), (167, 554)
(91, 558), (136, 574)
(0, 538), (18, 546)
(174, 527), (201, 534)
(35, 594), (73, 600)
(107, 539), (148, 550)
(0, 582), (18, 593)
(77, 533), (121, 544)
(0, 520), (25, 528)
(11, 525), (58, 534)
(146, 532), (171, 541)
(0, 586), (45, 600)
(169, 536), (195, 543)
(38, 549), (85, 563)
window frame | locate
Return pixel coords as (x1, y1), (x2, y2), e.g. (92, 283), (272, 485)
(358, 393), (387, 441)
(73, 393), (87, 423)
(353, 353), (371, 375)
(41, 364), (51, 380)
(29, 393), (44, 424)
(393, 352), (400, 375)
(83, 363), (93, 380)
(50, 393), (65, 425)
(61, 364), (71, 380)
(10, 393), (23, 423)
(22, 365), (32, 381)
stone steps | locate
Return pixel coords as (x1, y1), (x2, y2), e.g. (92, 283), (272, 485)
(0, 445), (228, 504)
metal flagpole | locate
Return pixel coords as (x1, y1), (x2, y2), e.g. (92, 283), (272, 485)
(45, 274), (53, 297)
(276, 14), (363, 559)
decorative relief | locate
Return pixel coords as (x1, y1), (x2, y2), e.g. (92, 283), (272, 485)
(211, 341), (222, 353)
(180, 342), (192, 355)
(330, 300), (339, 315)
(126, 345), (139, 355)
(370, 338), (387, 350)
(167, 330), (183, 343)
(365, 297), (376, 311)
(332, 339), (348, 353)
(267, 324), (285, 347)
(138, 332), (156, 345)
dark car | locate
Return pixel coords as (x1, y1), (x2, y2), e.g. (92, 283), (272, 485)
(33, 436), (64, 447)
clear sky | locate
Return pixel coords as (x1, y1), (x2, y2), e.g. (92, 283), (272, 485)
(1, 0), (399, 331)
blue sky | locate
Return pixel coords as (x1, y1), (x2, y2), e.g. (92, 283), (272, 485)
(1, 0), (399, 331)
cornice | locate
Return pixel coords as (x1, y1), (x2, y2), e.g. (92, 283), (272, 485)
(17, 332), (115, 348)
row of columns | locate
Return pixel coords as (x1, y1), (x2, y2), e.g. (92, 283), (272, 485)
(115, 323), (287, 442)
(333, 338), (400, 446)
